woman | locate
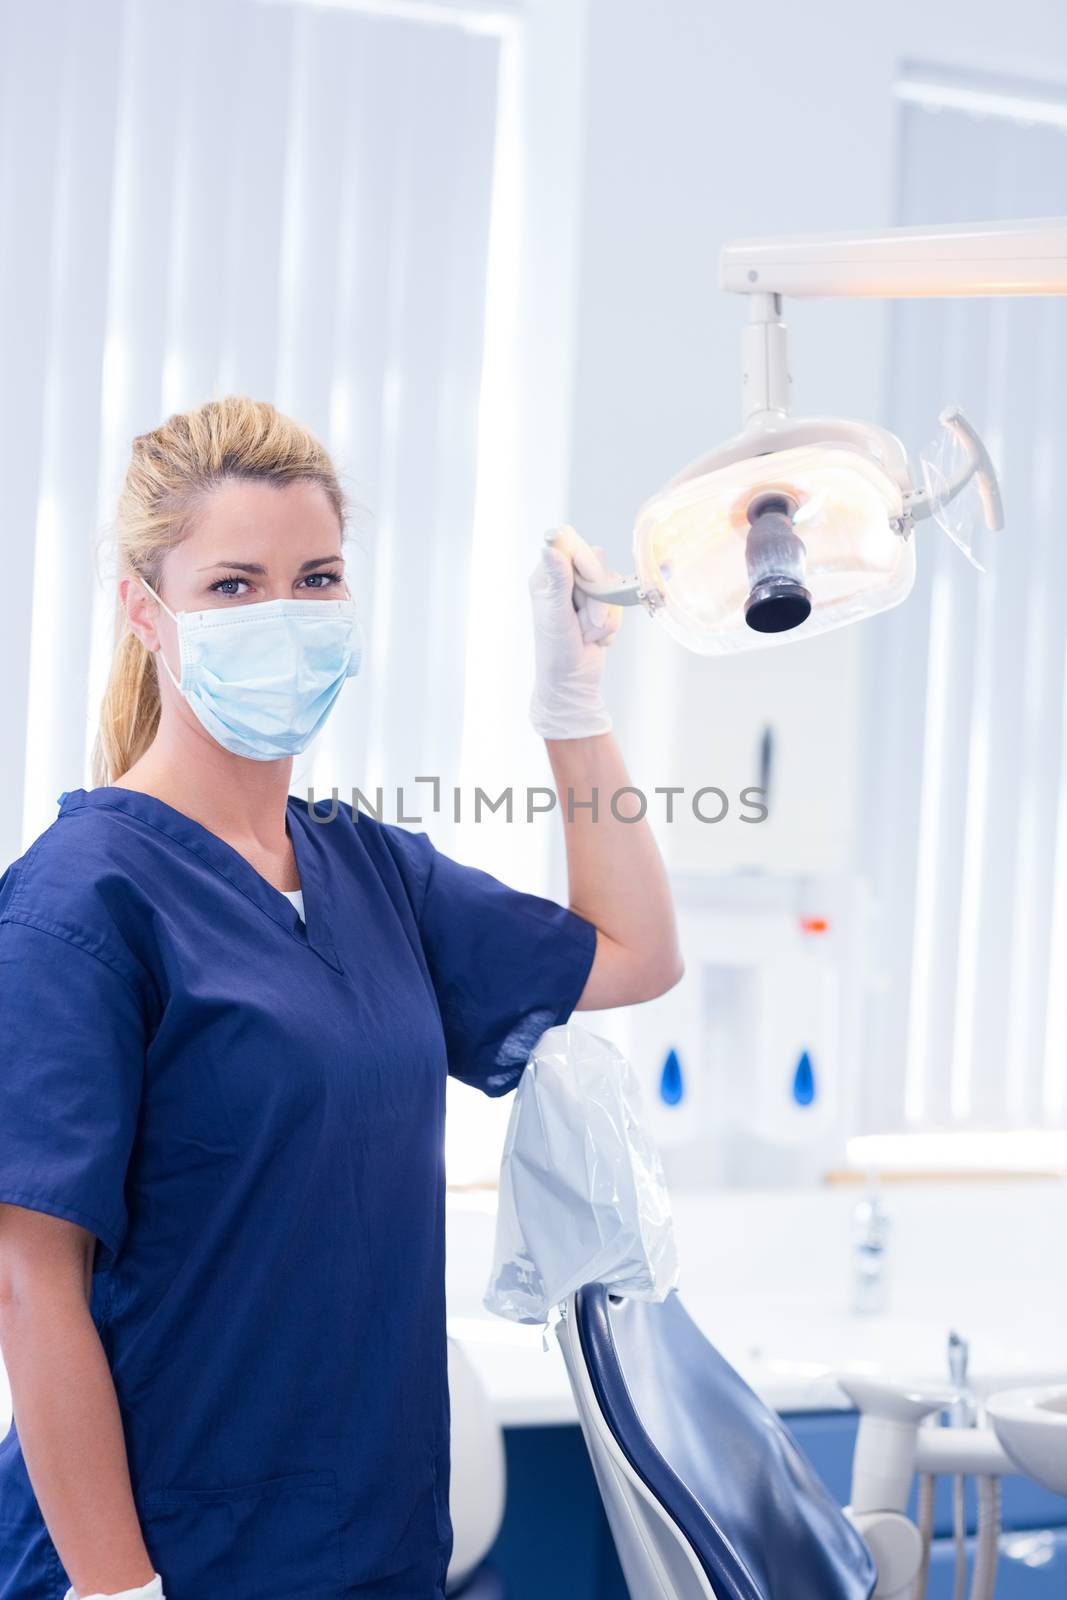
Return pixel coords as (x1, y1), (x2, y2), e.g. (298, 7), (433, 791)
(0, 397), (682, 1600)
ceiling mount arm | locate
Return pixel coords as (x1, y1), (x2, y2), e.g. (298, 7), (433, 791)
(721, 218), (1067, 300)
(742, 291), (792, 425)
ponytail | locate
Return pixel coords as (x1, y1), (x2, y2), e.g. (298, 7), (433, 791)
(91, 605), (161, 787)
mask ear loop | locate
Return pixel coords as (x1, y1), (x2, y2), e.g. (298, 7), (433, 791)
(138, 576), (183, 691)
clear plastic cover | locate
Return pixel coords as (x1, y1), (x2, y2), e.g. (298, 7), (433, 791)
(484, 1023), (680, 1326)
(919, 421), (990, 573)
(634, 443), (913, 655)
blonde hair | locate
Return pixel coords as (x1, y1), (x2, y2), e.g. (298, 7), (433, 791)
(92, 396), (354, 787)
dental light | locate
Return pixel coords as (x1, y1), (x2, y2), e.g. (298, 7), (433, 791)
(577, 217), (1067, 653)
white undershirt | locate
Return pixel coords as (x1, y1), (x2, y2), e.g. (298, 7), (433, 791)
(281, 887), (305, 923)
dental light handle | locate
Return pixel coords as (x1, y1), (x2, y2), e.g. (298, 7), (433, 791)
(571, 571), (657, 608)
(944, 409), (1004, 531)
(906, 406), (1005, 532)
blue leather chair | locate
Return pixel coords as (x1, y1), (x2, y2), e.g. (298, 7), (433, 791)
(557, 1284), (877, 1600)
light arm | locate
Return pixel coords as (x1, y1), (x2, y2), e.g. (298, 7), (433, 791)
(721, 217), (1067, 299)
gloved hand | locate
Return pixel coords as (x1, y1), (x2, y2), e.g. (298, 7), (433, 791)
(528, 525), (623, 739)
(63, 1575), (164, 1600)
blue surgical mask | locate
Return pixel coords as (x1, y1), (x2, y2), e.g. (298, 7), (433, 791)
(140, 576), (362, 761)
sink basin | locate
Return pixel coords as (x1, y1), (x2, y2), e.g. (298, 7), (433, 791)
(987, 1386), (1067, 1496)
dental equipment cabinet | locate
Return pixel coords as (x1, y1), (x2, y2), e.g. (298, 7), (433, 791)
(591, 869), (869, 1191)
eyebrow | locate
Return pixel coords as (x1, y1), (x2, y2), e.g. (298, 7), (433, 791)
(197, 556), (342, 575)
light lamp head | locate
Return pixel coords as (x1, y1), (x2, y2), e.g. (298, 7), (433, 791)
(632, 436), (912, 655)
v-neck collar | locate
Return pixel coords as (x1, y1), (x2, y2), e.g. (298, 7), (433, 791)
(55, 786), (344, 973)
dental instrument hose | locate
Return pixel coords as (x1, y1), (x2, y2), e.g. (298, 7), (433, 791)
(952, 1475), (968, 1600)
(911, 1473), (935, 1600)
(947, 1331), (973, 1600)
(970, 1475), (1001, 1600)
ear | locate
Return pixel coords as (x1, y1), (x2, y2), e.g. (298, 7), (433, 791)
(121, 574), (162, 654)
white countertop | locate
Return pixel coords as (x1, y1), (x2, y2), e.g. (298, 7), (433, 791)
(445, 1180), (1067, 1426)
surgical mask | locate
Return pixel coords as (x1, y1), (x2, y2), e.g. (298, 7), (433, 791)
(140, 576), (362, 761)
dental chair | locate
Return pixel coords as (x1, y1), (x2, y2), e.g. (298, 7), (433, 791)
(556, 1283), (876, 1600)
(556, 1283), (1067, 1600)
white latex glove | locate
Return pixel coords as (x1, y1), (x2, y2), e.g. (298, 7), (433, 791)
(64, 1575), (164, 1600)
(528, 525), (623, 739)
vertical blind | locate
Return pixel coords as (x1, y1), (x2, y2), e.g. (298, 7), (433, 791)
(0, 0), (505, 863)
(857, 63), (1067, 1135)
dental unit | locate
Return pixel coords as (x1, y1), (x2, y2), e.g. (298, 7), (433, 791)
(576, 217), (1067, 652)
(488, 1025), (1067, 1600)
(837, 1357), (1067, 1600)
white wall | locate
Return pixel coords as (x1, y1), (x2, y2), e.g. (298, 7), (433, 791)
(562, 0), (1067, 877)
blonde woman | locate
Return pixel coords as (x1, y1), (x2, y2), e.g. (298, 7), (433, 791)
(0, 397), (682, 1600)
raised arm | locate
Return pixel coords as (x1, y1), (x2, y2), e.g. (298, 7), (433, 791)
(528, 526), (684, 1011)
(548, 731), (684, 1008)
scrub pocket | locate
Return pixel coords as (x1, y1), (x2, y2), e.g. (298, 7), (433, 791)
(138, 1468), (345, 1600)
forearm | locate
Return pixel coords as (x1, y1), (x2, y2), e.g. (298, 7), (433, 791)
(0, 1286), (155, 1596)
(546, 730), (683, 1004)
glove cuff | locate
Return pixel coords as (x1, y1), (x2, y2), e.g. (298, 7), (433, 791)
(65, 1575), (165, 1600)
(529, 692), (613, 740)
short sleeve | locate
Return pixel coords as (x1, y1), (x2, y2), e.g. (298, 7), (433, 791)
(0, 918), (149, 1268)
(407, 835), (598, 1097)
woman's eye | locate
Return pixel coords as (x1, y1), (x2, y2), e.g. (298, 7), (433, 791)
(301, 571), (343, 590)
(210, 576), (249, 597)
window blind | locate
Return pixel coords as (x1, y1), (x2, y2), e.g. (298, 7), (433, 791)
(0, 0), (504, 860)
(857, 63), (1067, 1136)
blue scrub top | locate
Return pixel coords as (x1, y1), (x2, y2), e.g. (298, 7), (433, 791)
(0, 787), (598, 1600)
